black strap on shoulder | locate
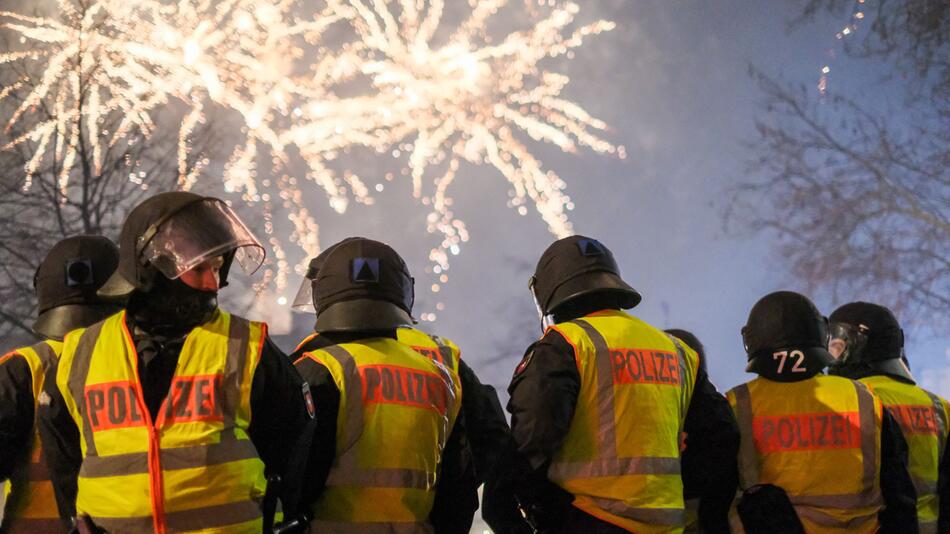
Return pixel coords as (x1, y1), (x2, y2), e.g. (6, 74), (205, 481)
(277, 381), (318, 523)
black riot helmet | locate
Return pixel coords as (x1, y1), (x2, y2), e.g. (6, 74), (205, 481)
(530, 235), (641, 321)
(741, 291), (834, 375)
(291, 237), (362, 313)
(32, 236), (121, 340)
(310, 238), (415, 332)
(665, 328), (707, 375)
(98, 191), (265, 298)
(827, 301), (911, 381)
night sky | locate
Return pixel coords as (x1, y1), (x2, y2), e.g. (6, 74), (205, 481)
(265, 1), (948, 401)
(1, 1), (946, 530)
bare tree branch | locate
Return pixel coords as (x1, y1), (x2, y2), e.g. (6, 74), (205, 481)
(0, 13), (217, 345)
(730, 59), (948, 332)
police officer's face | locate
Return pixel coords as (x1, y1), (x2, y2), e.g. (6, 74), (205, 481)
(179, 256), (225, 291)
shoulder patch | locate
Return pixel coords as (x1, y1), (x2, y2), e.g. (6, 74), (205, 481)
(514, 343), (539, 376)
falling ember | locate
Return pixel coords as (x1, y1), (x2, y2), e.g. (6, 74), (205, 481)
(1, 0), (621, 309)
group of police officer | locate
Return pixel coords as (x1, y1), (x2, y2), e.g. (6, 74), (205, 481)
(0, 190), (945, 534)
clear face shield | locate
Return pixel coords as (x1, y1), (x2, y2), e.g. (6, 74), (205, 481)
(827, 322), (869, 362)
(292, 276), (317, 313)
(528, 275), (554, 332)
(138, 199), (265, 282)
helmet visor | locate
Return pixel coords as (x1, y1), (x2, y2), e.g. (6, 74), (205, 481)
(139, 199), (265, 280)
(292, 257), (323, 313)
(828, 322), (868, 361)
(292, 278), (316, 313)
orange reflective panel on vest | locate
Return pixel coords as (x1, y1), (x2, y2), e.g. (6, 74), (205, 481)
(298, 337), (461, 532)
(55, 310), (267, 534)
(1, 340), (66, 533)
(860, 375), (948, 534)
(727, 375), (884, 534)
(545, 310), (700, 534)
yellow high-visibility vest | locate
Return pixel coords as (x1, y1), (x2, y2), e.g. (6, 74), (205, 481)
(396, 327), (461, 375)
(545, 309), (700, 533)
(296, 327), (463, 403)
(727, 375), (884, 533)
(1, 340), (66, 533)
(296, 328), (462, 374)
(860, 375), (948, 534)
(299, 337), (461, 533)
(55, 310), (267, 534)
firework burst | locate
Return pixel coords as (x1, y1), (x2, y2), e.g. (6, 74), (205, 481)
(1, 0), (621, 309)
(290, 0), (623, 282)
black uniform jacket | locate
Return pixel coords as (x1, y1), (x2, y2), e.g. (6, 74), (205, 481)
(35, 312), (320, 523)
(506, 308), (741, 534)
(291, 330), (479, 534)
(0, 349), (41, 482)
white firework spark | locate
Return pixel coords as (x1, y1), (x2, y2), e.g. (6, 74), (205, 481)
(290, 0), (623, 283)
(1, 0), (621, 308)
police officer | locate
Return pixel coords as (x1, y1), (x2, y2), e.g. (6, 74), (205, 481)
(726, 291), (918, 533)
(292, 237), (474, 532)
(828, 302), (949, 533)
(36, 192), (318, 532)
(508, 235), (739, 533)
(290, 236), (516, 532)
(663, 328), (711, 534)
(0, 236), (120, 532)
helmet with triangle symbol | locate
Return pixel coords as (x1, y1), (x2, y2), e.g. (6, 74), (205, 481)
(530, 235), (641, 317)
(310, 237), (415, 332)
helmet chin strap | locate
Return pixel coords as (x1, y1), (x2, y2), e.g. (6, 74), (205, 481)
(530, 284), (553, 333)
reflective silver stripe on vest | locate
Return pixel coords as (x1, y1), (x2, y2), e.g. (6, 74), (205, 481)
(322, 344), (438, 492)
(221, 315), (251, 440)
(326, 466), (435, 489)
(68, 320), (107, 457)
(548, 456), (681, 479)
(924, 390), (948, 459)
(322, 345), (364, 450)
(30, 341), (58, 371)
(93, 515), (155, 533)
(569, 320), (618, 460)
(913, 476), (938, 498)
(309, 520), (434, 533)
(589, 497), (686, 526)
(164, 500), (261, 531)
(853, 381), (878, 495)
(789, 490), (882, 509)
(429, 334), (455, 369)
(95, 502), (262, 534)
(731, 383), (760, 488)
(795, 506), (877, 529)
(79, 438), (261, 477)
